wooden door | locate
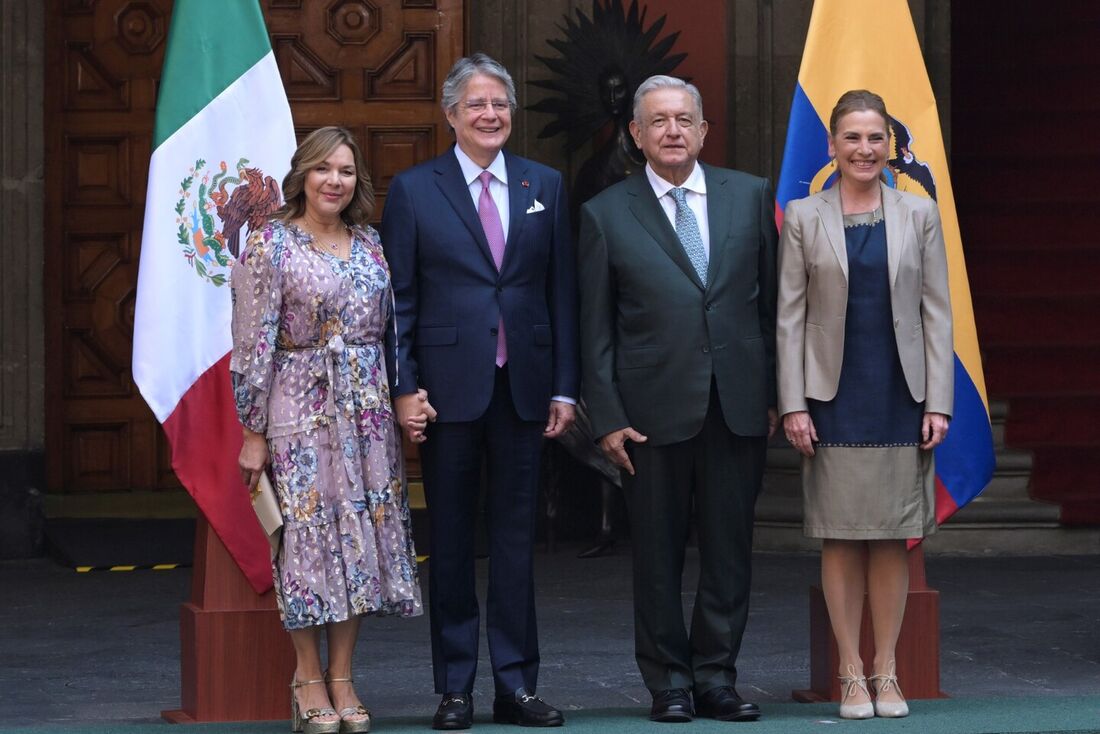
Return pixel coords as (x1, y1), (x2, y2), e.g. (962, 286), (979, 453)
(44, 0), (463, 502)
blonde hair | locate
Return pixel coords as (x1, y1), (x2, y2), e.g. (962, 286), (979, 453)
(275, 126), (375, 225)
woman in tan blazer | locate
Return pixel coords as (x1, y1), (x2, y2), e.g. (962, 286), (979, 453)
(776, 90), (952, 720)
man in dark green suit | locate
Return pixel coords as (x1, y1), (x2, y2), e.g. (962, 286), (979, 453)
(578, 75), (778, 723)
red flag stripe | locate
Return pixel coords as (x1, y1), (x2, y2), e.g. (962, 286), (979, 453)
(162, 353), (272, 593)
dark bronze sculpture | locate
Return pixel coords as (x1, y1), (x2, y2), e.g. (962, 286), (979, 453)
(530, 0), (686, 223)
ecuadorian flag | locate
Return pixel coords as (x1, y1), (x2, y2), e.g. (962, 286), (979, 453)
(776, 0), (995, 527)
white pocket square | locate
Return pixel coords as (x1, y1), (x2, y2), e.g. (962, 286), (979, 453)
(526, 199), (546, 214)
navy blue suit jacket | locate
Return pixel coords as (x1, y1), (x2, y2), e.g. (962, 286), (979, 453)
(381, 147), (579, 423)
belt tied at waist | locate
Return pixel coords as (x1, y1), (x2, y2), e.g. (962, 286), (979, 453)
(279, 335), (379, 353)
(279, 335), (382, 436)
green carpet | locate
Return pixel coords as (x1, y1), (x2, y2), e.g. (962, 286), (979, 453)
(7, 697), (1100, 733)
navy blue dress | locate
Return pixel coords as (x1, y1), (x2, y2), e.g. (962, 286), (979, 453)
(801, 210), (935, 540)
(808, 215), (923, 445)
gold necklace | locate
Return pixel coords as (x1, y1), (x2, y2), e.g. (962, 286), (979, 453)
(300, 220), (350, 255)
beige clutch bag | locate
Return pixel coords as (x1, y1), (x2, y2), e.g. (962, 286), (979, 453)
(251, 472), (284, 556)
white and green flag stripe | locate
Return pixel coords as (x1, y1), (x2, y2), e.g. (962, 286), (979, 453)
(152, 1), (275, 149)
(134, 0), (294, 421)
(133, 0), (295, 593)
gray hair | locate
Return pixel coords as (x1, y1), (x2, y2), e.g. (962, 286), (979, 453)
(632, 75), (704, 124)
(441, 53), (517, 114)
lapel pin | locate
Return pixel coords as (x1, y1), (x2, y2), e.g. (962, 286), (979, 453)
(521, 180), (530, 188)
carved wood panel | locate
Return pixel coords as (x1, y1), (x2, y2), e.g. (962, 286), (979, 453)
(45, 0), (464, 496)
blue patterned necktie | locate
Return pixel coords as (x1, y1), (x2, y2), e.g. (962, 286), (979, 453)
(668, 187), (707, 283)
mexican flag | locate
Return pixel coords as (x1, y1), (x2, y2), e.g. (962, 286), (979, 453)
(133, 0), (295, 593)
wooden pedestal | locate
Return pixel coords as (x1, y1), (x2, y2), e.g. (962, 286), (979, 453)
(162, 518), (295, 723)
(792, 546), (947, 702)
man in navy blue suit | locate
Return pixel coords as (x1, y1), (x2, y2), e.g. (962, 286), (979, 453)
(381, 54), (578, 730)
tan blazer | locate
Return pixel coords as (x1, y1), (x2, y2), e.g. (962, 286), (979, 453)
(776, 183), (953, 418)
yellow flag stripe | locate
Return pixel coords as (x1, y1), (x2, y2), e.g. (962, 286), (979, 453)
(798, 0), (988, 408)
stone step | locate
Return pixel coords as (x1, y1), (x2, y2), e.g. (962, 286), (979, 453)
(752, 522), (1100, 556)
(990, 398), (1008, 446)
(978, 448), (1033, 498)
(918, 525), (1100, 555)
(948, 494), (1059, 524)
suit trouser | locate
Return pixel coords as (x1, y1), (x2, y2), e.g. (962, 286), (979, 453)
(624, 383), (766, 694)
(419, 366), (545, 696)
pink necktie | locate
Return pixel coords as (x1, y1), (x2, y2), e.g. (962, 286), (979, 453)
(478, 170), (507, 366)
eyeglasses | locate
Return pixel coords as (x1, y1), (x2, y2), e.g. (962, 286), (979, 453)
(462, 100), (512, 114)
(648, 115), (698, 129)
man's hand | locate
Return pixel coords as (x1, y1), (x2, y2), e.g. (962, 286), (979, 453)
(783, 411), (817, 457)
(395, 389), (437, 444)
(767, 408), (779, 439)
(239, 428), (269, 492)
(599, 427), (649, 476)
(920, 412), (950, 450)
(544, 400), (576, 438)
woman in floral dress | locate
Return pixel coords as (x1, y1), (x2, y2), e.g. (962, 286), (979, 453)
(231, 127), (427, 734)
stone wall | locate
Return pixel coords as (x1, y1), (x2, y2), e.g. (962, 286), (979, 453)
(0, 0), (45, 557)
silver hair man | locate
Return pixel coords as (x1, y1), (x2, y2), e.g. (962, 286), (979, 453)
(441, 52), (518, 113)
(632, 74), (705, 123)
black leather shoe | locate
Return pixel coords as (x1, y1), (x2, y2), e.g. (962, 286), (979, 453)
(694, 686), (761, 722)
(577, 538), (616, 558)
(492, 688), (564, 727)
(649, 688), (693, 723)
(433, 693), (473, 730)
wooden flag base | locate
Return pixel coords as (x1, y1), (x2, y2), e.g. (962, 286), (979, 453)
(162, 518), (295, 723)
(792, 546), (948, 702)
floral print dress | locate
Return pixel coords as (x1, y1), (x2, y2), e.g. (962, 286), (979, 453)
(230, 220), (421, 629)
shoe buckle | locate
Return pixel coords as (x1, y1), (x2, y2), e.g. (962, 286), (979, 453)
(519, 693), (538, 704)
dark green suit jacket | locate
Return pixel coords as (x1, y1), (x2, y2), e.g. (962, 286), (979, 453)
(578, 164), (778, 446)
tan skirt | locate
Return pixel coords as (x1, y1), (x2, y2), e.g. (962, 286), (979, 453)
(802, 446), (937, 540)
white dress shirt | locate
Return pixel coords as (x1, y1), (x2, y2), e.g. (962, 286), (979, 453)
(454, 145), (510, 239)
(644, 161), (711, 261)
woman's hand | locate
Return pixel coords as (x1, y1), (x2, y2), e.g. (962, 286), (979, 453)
(395, 388), (437, 443)
(921, 412), (950, 450)
(239, 428), (269, 492)
(783, 411), (818, 457)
